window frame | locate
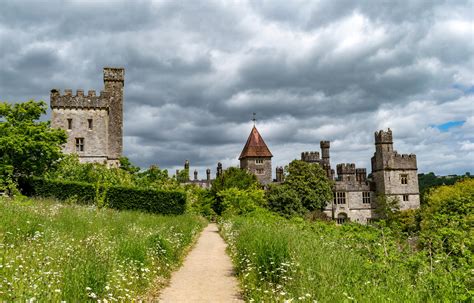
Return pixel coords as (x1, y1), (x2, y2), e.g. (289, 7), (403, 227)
(75, 138), (84, 152)
(403, 194), (409, 201)
(256, 168), (264, 175)
(67, 118), (72, 130)
(362, 192), (371, 204)
(88, 118), (93, 130)
(401, 174), (408, 185)
(335, 192), (346, 204)
(255, 159), (264, 165)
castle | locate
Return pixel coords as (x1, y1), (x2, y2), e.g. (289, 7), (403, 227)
(50, 67), (124, 166)
(240, 126), (420, 224)
(50, 67), (420, 224)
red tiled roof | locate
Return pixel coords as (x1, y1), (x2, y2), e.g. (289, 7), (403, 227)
(239, 126), (273, 159)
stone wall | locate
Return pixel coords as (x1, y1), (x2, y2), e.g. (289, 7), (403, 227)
(240, 157), (272, 184)
(51, 108), (109, 160)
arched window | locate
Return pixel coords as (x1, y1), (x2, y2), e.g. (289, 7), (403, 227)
(336, 213), (348, 224)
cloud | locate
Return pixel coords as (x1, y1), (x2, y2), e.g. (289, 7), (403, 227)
(1, 0), (473, 176)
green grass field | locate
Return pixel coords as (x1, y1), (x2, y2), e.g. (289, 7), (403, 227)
(220, 210), (470, 302)
(0, 197), (206, 301)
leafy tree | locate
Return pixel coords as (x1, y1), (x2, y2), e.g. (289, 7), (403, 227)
(0, 100), (66, 192)
(283, 160), (333, 211)
(266, 184), (306, 218)
(211, 167), (260, 214)
(419, 178), (474, 265)
(218, 187), (266, 217)
(119, 156), (140, 174)
(374, 194), (401, 222)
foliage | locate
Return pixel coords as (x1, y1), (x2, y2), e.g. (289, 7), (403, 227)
(22, 177), (187, 215)
(186, 186), (217, 220)
(264, 160), (332, 217)
(0, 100), (66, 193)
(211, 167), (260, 214)
(266, 184), (306, 218)
(419, 179), (474, 267)
(373, 193), (401, 222)
(418, 172), (472, 203)
(220, 210), (471, 302)
(119, 156), (140, 174)
(218, 187), (266, 217)
(0, 196), (206, 301)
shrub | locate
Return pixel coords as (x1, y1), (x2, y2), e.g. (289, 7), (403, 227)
(21, 178), (186, 215)
(266, 184), (306, 218)
(218, 187), (266, 217)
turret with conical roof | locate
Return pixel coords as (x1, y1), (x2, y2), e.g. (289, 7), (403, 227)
(239, 126), (273, 184)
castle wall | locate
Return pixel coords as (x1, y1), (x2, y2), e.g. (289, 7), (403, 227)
(51, 108), (109, 161)
(240, 157), (272, 184)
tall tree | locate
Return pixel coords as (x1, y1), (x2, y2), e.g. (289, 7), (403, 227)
(0, 100), (66, 191)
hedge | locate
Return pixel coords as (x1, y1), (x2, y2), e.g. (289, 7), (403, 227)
(20, 178), (186, 215)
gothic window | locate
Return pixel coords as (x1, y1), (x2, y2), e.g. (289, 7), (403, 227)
(403, 194), (409, 201)
(67, 118), (72, 130)
(256, 168), (264, 175)
(75, 138), (84, 152)
(363, 192), (371, 204)
(335, 192), (346, 204)
(88, 119), (93, 130)
(255, 159), (264, 164)
(401, 174), (408, 185)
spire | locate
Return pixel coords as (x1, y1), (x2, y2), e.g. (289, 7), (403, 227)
(239, 126), (273, 160)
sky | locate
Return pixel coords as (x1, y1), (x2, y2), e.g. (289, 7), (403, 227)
(1, 0), (473, 177)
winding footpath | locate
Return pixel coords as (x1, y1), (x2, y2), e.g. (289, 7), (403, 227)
(159, 223), (243, 302)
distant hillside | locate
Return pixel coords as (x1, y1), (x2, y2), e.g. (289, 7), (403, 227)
(418, 172), (472, 203)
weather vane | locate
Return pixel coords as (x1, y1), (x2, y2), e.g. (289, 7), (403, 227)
(252, 112), (257, 126)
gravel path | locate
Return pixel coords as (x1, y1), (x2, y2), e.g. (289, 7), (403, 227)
(159, 223), (243, 302)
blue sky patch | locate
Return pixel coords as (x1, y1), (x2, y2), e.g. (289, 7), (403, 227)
(434, 120), (465, 132)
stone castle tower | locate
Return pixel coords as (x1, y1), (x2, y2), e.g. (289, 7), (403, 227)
(371, 128), (420, 209)
(239, 126), (273, 184)
(50, 67), (124, 166)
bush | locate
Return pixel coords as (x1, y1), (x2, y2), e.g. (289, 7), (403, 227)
(218, 187), (266, 217)
(21, 178), (186, 215)
(266, 184), (306, 218)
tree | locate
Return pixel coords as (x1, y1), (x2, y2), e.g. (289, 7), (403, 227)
(266, 184), (306, 218)
(210, 167), (260, 214)
(218, 187), (266, 217)
(119, 156), (140, 174)
(0, 100), (66, 192)
(283, 160), (333, 211)
(373, 194), (401, 222)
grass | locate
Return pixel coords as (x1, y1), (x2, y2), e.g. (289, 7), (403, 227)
(0, 196), (207, 301)
(220, 209), (470, 302)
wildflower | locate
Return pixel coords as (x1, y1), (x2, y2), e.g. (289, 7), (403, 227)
(54, 289), (61, 293)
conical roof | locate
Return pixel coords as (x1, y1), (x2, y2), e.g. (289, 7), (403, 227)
(239, 126), (273, 160)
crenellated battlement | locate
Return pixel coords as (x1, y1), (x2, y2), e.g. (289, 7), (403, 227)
(337, 163), (356, 175)
(50, 88), (110, 109)
(301, 151), (320, 163)
(375, 128), (393, 144)
(320, 141), (330, 149)
(104, 67), (125, 83)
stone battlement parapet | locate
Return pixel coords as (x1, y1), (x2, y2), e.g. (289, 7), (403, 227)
(301, 151), (320, 162)
(337, 163), (356, 175)
(50, 89), (110, 109)
(375, 128), (393, 144)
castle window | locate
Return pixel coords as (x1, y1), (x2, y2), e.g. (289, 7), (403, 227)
(335, 192), (346, 204)
(255, 159), (264, 164)
(363, 192), (371, 204)
(256, 168), (264, 175)
(88, 119), (93, 130)
(401, 174), (408, 184)
(67, 118), (72, 130)
(403, 194), (409, 201)
(75, 138), (84, 152)
(336, 213), (348, 224)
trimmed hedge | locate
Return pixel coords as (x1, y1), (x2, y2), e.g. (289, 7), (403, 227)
(20, 178), (186, 215)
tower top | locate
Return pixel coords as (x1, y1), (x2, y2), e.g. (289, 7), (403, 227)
(375, 128), (393, 144)
(239, 126), (273, 160)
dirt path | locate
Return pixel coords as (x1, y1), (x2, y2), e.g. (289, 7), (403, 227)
(159, 223), (243, 302)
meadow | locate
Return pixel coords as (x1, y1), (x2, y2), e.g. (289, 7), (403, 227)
(0, 196), (206, 301)
(220, 210), (471, 302)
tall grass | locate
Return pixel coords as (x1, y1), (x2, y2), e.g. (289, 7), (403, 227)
(0, 196), (206, 301)
(220, 210), (470, 302)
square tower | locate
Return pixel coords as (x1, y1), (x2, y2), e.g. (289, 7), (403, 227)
(50, 67), (124, 166)
(371, 128), (420, 209)
(239, 126), (273, 184)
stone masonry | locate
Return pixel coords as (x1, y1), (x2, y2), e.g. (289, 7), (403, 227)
(50, 67), (124, 166)
(301, 128), (420, 224)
